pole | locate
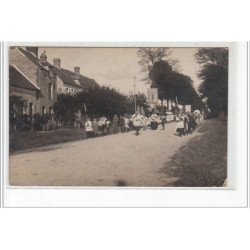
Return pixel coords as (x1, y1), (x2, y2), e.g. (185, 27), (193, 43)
(134, 76), (136, 113)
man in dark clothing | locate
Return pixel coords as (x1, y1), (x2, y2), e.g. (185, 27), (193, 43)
(112, 115), (119, 134)
(161, 114), (166, 130)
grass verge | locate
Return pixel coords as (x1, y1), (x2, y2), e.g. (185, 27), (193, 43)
(10, 129), (87, 154)
(163, 119), (227, 187)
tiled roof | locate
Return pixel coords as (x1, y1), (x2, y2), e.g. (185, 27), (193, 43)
(9, 65), (40, 91)
(52, 67), (82, 89)
(17, 47), (43, 68)
(60, 68), (99, 89)
(14, 47), (99, 90)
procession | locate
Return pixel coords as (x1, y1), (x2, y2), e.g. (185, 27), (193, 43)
(8, 46), (228, 187)
(84, 110), (203, 138)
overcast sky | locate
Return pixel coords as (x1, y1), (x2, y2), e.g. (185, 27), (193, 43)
(39, 47), (201, 95)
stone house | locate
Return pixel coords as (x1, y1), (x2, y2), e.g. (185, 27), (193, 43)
(9, 47), (57, 116)
(9, 46), (99, 125)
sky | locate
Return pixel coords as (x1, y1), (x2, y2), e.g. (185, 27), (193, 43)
(39, 47), (201, 95)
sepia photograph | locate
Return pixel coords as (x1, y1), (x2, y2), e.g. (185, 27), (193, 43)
(8, 45), (228, 187)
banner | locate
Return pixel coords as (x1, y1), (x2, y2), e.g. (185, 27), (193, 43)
(147, 88), (158, 103)
(185, 105), (191, 113)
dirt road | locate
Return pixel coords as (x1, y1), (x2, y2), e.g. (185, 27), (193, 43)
(10, 121), (205, 186)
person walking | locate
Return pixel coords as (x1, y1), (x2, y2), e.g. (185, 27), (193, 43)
(124, 115), (130, 132)
(176, 117), (185, 136)
(132, 111), (142, 136)
(150, 112), (158, 130)
(161, 114), (166, 130)
(85, 118), (93, 138)
(112, 114), (119, 134)
(183, 115), (189, 135)
(92, 118), (99, 137)
(119, 116), (125, 133)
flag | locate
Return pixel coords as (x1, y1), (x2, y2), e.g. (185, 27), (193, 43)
(147, 88), (158, 103)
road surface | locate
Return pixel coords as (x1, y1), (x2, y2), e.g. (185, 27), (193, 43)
(10, 121), (204, 186)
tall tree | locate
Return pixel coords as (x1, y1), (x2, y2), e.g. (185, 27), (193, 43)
(137, 48), (179, 83)
(149, 60), (204, 111)
(149, 60), (175, 99)
(196, 48), (228, 116)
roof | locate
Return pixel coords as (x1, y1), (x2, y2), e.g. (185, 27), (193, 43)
(17, 47), (43, 68)
(52, 67), (82, 89)
(52, 67), (98, 89)
(9, 65), (40, 91)
(14, 47), (99, 90)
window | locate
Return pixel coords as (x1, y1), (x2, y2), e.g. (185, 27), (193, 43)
(49, 107), (53, 114)
(74, 79), (80, 85)
(65, 88), (68, 93)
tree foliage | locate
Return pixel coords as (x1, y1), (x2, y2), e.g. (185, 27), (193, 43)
(196, 48), (228, 116)
(76, 86), (128, 119)
(9, 95), (28, 131)
(53, 94), (79, 123)
(137, 48), (179, 83)
(148, 60), (204, 110)
(53, 85), (149, 123)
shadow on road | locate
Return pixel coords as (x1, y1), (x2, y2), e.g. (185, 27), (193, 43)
(161, 119), (227, 187)
(115, 179), (127, 186)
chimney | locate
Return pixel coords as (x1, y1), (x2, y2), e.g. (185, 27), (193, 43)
(40, 50), (47, 62)
(53, 58), (61, 68)
(74, 67), (80, 76)
(26, 47), (38, 57)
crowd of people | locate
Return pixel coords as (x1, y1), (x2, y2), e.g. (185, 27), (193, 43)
(175, 112), (202, 136)
(84, 110), (197, 138)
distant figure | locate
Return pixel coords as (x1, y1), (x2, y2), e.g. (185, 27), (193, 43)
(161, 114), (166, 130)
(150, 113), (158, 130)
(92, 118), (99, 137)
(85, 118), (93, 138)
(176, 117), (185, 136)
(119, 116), (125, 133)
(142, 115), (149, 130)
(112, 114), (119, 134)
(106, 119), (111, 134)
(183, 115), (189, 134)
(124, 115), (130, 132)
(98, 117), (106, 136)
(132, 111), (142, 136)
(187, 113), (197, 134)
(129, 115), (134, 131)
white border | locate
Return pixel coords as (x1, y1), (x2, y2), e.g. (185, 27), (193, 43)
(2, 42), (248, 207)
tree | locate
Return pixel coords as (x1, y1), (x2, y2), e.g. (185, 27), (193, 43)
(126, 92), (150, 114)
(9, 95), (28, 132)
(196, 48), (228, 116)
(76, 86), (129, 119)
(53, 94), (78, 124)
(137, 48), (179, 83)
(149, 60), (204, 112)
(149, 60), (175, 100)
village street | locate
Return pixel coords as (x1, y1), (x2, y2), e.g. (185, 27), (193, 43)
(9, 120), (216, 187)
